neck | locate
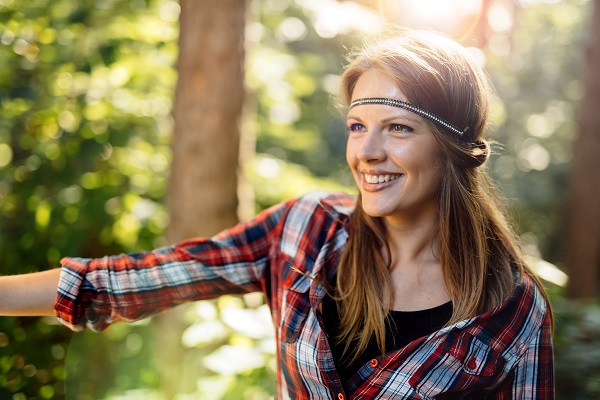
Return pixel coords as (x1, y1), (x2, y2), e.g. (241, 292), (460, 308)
(384, 205), (440, 268)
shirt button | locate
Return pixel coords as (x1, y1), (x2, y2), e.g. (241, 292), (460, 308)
(467, 357), (477, 370)
(369, 358), (379, 368)
(337, 393), (345, 400)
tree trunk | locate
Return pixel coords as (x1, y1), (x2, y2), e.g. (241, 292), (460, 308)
(168, 0), (247, 241)
(566, 0), (600, 299)
(153, 0), (248, 396)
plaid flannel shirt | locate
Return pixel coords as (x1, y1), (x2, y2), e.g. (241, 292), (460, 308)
(55, 192), (554, 399)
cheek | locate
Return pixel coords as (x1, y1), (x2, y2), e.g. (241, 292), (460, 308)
(417, 139), (446, 177)
(407, 146), (446, 186)
(345, 139), (358, 166)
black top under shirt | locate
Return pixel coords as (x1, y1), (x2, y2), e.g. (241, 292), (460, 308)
(321, 292), (453, 387)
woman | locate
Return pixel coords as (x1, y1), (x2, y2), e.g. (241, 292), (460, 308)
(0, 30), (553, 399)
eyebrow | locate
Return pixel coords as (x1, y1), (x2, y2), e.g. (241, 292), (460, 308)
(346, 114), (423, 125)
(381, 114), (422, 125)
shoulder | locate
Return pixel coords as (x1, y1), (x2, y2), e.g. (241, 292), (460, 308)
(521, 272), (551, 324)
(468, 271), (551, 359)
(510, 271), (551, 335)
(285, 191), (356, 223)
(278, 192), (354, 263)
(230, 191), (355, 238)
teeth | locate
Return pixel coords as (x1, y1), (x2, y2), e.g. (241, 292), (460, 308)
(364, 174), (401, 184)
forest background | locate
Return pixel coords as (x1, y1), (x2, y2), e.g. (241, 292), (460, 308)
(1, 0), (599, 399)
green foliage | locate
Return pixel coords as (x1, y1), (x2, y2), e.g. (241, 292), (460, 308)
(0, 0), (176, 269)
(484, 0), (591, 267)
(247, 0), (368, 193)
(64, 320), (161, 400)
(553, 296), (600, 399)
(0, 0), (176, 398)
(249, 154), (353, 211)
(0, 318), (70, 399)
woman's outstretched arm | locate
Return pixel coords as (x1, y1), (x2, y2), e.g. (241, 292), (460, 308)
(0, 269), (61, 316)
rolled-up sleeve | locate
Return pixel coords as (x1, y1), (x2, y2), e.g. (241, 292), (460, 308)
(54, 200), (292, 332)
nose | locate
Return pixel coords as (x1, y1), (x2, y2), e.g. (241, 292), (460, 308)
(356, 130), (386, 163)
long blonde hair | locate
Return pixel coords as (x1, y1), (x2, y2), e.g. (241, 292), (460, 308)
(335, 30), (552, 363)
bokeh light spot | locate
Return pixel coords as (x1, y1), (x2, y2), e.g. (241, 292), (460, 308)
(518, 141), (551, 171)
(527, 114), (553, 138)
(488, 3), (514, 32)
(256, 156), (281, 179)
(0, 144), (13, 167)
(277, 17), (307, 41)
(159, 1), (180, 22)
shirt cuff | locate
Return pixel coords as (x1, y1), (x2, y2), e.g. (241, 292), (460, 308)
(54, 257), (93, 332)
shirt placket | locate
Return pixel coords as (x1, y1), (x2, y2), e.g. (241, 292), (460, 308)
(310, 279), (347, 399)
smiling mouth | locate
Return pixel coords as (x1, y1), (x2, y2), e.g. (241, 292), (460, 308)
(364, 173), (403, 184)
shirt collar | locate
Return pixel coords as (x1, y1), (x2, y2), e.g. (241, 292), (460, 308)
(319, 192), (356, 221)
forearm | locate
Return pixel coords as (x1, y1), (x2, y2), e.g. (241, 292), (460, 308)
(0, 268), (61, 316)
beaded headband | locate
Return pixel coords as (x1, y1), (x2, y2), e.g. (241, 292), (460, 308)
(349, 97), (467, 137)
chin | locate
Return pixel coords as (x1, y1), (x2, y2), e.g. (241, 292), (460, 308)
(360, 204), (394, 218)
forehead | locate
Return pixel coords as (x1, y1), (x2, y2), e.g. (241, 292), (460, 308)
(349, 70), (424, 124)
(351, 69), (407, 103)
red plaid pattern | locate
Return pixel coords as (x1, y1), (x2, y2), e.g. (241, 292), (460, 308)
(55, 192), (554, 399)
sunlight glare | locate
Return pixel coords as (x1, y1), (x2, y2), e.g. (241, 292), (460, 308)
(525, 256), (568, 287)
(299, 0), (383, 38)
(487, 3), (514, 32)
(382, 0), (483, 26)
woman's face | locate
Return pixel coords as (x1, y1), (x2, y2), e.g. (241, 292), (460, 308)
(346, 69), (446, 224)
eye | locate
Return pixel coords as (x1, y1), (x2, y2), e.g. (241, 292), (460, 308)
(389, 124), (414, 134)
(348, 123), (366, 133)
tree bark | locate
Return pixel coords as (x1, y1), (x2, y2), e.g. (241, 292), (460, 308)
(153, 0), (248, 396)
(168, 0), (247, 241)
(566, 0), (600, 299)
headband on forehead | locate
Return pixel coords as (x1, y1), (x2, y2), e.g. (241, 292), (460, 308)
(349, 97), (467, 137)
